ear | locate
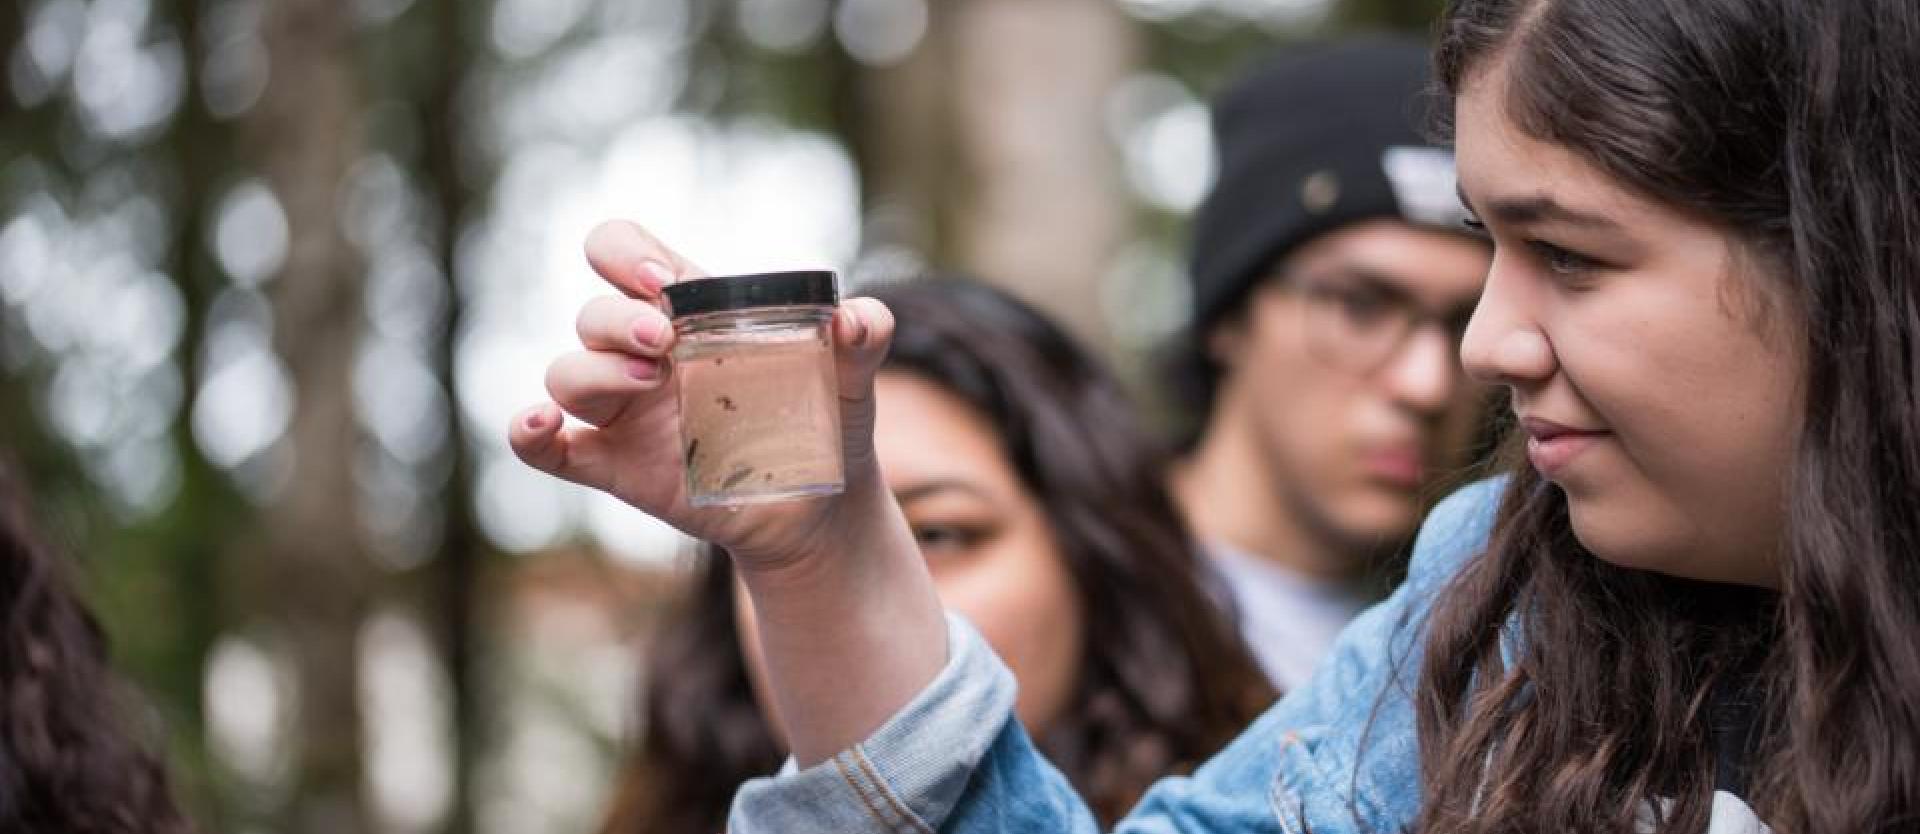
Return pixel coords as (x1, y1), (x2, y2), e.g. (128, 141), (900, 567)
(1208, 316), (1248, 368)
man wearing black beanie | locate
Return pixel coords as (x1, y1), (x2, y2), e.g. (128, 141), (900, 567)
(1167, 37), (1491, 691)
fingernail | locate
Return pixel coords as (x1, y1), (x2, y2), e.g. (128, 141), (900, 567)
(633, 318), (666, 350)
(524, 410), (547, 430)
(627, 359), (660, 381)
(638, 259), (677, 291)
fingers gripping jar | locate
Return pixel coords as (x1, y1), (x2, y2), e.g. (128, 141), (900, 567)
(662, 271), (845, 507)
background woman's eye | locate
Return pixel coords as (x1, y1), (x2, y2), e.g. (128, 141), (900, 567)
(913, 524), (983, 555)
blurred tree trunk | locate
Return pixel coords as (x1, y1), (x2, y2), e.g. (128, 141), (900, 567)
(852, 0), (1140, 353)
(828, 2), (951, 263)
(148, 0), (245, 822)
(0, 7), (59, 473)
(948, 0), (1137, 352)
(243, 0), (372, 830)
(0, 4), (20, 119)
(422, 0), (484, 830)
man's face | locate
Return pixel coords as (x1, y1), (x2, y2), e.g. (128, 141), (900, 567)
(1210, 219), (1492, 551)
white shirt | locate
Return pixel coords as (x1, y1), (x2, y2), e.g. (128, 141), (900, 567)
(1205, 539), (1368, 691)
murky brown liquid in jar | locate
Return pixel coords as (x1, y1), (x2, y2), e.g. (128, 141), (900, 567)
(675, 326), (843, 506)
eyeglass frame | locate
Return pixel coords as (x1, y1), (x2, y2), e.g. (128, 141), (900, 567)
(1265, 265), (1482, 377)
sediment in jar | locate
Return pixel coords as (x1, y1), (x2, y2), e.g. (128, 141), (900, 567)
(675, 325), (843, 505)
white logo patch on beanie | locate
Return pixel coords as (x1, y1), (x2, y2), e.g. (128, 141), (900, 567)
(1382, 146), (1470, 230)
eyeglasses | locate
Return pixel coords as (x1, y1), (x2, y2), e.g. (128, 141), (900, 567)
(1282, 270), (1478, 376)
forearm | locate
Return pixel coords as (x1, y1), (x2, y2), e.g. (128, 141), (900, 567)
(729, 612), (1087, 834)
(735, 476), (949, 766)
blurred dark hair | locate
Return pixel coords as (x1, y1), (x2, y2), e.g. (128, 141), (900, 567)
(603, 277), (1274, 833)
(1416, 1), (1920, 832)
(0, 462), (192, 833)
(1160, 306), (1239, 452)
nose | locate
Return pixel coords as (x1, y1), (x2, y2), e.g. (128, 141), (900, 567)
(1459, 259), (1555, 386)
(1378, 324), (1459, 415)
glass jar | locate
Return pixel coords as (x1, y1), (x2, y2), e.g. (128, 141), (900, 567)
(662, 270), (844, 507)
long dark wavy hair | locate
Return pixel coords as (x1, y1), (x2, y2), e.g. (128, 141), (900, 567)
(0, 462), (191, 832)
(1415, 0), (1920, 832)
(601, 277), (1276, 833)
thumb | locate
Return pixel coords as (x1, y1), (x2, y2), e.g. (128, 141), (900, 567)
(508, 402), (615, 493)
(832, 297), (895, 474)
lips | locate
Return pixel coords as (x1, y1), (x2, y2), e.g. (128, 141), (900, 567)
(1521, 416), (1608, 476)
(1362, 446), (1427, 489)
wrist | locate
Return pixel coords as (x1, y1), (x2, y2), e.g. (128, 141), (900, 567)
(731, 464), (904, 596)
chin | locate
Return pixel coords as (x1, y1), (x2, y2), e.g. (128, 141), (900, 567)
(1330, 492), (1422, 549)
(1565, 498), (1687, 576)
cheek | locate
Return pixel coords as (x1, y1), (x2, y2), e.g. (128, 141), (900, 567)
(1250, 333), (1358, 457)
(1581, 304), (1794, 481)
(1619, 355), (1796, 572)
(1554, 293), (1800, 578)
(935, 531), (1085, 733)
(1243, 305), (1322, 410)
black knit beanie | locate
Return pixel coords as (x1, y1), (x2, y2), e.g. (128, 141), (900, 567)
(1187, 36), (1471, 336)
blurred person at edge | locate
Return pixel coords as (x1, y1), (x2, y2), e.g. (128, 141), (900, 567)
(1164, 37), (1492, 690)
(0, 459), (193, 833)
(597, 279), (1274, 833)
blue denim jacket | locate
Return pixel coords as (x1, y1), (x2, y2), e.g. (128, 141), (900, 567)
(729, 479), (1505, 834)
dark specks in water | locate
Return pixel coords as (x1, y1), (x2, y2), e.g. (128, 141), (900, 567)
(722, 465), (755, 489)
(718, 395), (737, 412)
(686, 438), (701, 461)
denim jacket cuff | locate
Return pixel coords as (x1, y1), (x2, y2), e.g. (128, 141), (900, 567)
(730, 611), (1017, 834)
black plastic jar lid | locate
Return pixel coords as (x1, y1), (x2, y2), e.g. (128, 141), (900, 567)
(662, 270), (839, 319)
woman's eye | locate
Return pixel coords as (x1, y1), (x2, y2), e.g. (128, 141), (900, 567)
(1527, 240), (1601, 276)
(913, 524), (982, 555)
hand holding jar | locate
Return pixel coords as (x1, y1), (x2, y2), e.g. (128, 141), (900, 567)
(507, 220), (948, 766)
(508, 219), (900, 565)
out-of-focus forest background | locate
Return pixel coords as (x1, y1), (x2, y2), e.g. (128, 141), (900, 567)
(0, 0), (1441, 830)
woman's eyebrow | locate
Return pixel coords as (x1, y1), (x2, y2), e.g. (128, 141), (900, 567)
(895, 480), (996, 504)
(1457, 184), (1619, 229)
(1492, 196), (1621, 228)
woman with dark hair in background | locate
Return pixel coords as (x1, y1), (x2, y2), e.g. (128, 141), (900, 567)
(598, 278), (1273, 833)
(0, 462), (191, 833)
